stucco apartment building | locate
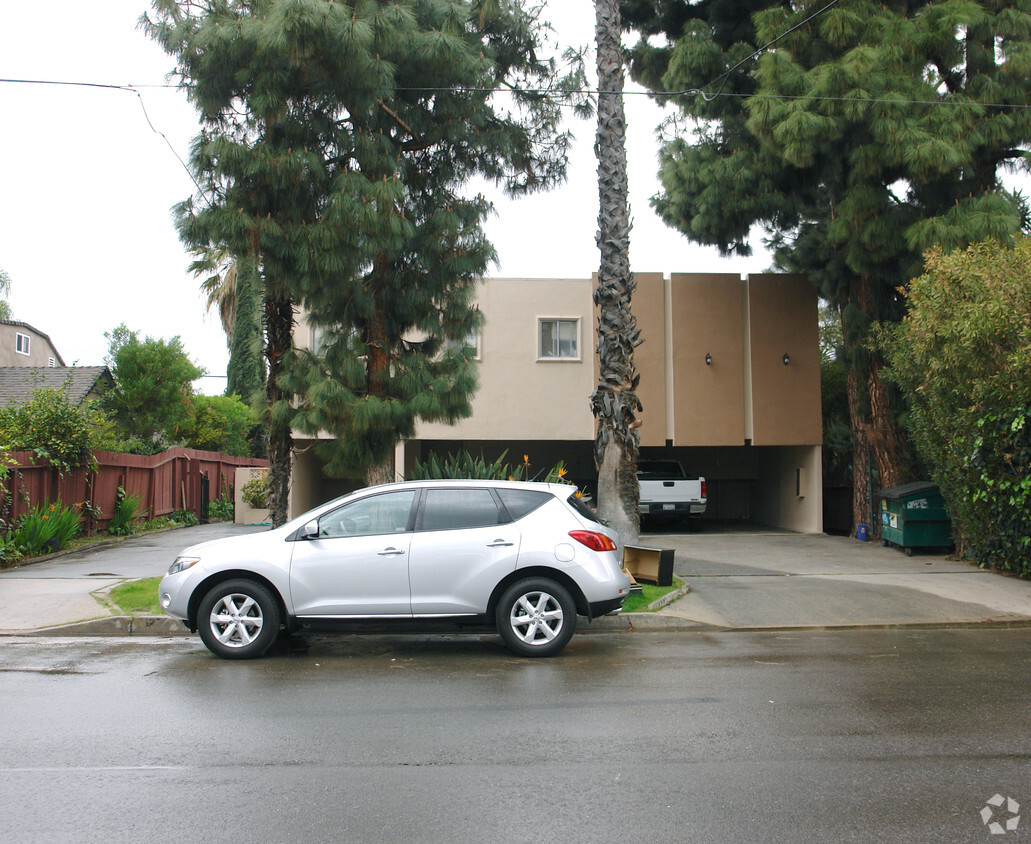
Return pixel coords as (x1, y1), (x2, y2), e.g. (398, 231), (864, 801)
(291, 272), (823, 533)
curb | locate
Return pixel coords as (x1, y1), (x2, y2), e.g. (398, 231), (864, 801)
(7, 613), (1031, 639)
(3, 615), (189, 638)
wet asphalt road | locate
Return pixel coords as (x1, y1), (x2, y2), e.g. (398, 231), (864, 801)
(2, 628), (1030, 843)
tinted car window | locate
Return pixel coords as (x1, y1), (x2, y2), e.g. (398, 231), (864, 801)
(319, 490), (416, 538)
(497, 488), (552, 520)
(565, 491), (604, 526)
(419, 488), (503, 531)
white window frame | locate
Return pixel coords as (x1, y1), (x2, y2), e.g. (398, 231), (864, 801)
(537, 317), (580, 361)
(15, 332), (30, 356)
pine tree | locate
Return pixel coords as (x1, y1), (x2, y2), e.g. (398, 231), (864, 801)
(145, 0), (583, 524)
(622, 0), (1031, 532)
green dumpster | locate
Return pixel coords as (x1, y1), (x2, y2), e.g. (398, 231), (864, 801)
(879, 482), (953, 555)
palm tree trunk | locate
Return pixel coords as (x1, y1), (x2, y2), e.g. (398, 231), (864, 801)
(593, 0), (641, 544)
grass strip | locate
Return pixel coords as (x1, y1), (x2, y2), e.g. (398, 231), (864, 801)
(107, 577), (163, 616)
(621, 577), (684, 613)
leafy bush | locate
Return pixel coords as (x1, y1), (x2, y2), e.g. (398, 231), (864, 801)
(168, 509), (200, 527)
(108, 487), (147, 537)
(240, 471), (269, 509)
(175, 394), (256, 456)
(209, 493), (234, 521)
(0, 386), (111, 472)
(10, 501), (81, 556)
(965, 409), (1031, 575)
(0, 532), (19, 567)
(880, 239), (1031, 567)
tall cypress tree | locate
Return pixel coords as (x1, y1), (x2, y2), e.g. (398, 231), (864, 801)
(622, 0), (1031, 532)
(145, 0), (583, 523)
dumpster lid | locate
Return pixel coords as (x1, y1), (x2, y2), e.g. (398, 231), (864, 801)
(878, 481), (940, 501)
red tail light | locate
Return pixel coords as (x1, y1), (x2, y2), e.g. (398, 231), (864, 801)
(569, 530), (617, 552)
(701, 480), (708, 498)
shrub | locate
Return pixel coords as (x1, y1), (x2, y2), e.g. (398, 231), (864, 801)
(10, 501), (81, 556)
(0, 386), (109, 472)
(175, 394), (256, 456)
(412, 450), (513, 481)
(880, 238), (1031, 566)
(108, 487), (147, 537)
(240, 471), (269, 509)
(412, 450), (575, 486)
(965, 408), (1031, 575)
(209, 493), (234, 521)
(168, 509), (200, 527)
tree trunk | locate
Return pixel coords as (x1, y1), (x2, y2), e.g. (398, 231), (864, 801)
(844, 276), (912, 537)
(264, 288), (294, 527)
(844, 352), (872, 536)
(364, 295), (396, 488)
(593, 0), (641, 544)
(365, 456), (395, 487)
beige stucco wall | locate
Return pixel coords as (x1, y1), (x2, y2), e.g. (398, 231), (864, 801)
(0, 324), (62, 368)
(746, 274), (822, 446)
(754, 445), (824, 533)
(670, 274), (748, 447)
(624, 273), (667, 448)
(416, 278), (597, 441)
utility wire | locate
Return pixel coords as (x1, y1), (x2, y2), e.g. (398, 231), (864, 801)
(0, 77), (203, 193)
(3, 75), (1029, 110)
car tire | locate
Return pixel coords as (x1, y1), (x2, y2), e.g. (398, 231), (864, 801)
(496, 578), (576, 657)
(197, 579), (281, 660)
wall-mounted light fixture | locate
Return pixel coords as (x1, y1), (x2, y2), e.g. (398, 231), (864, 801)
(705, 353), (712, 366)
(782, 353), (790, 366)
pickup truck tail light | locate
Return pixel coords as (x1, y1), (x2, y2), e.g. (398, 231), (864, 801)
(701, 480), (708, 499)
(569, 531), (617, 552)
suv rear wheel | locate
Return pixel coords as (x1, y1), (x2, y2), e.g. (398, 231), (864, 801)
(496, 578), (576, 657)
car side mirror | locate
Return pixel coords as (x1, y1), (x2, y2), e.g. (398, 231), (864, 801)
(300, 519), (319, 540)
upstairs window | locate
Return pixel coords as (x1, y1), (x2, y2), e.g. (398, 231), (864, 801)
(15, 333), (30, 356)
(445, 330), (481, 360)
(538, 318), (579, 360)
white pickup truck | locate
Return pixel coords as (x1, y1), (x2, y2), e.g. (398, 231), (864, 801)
(637, 460), (707, 523)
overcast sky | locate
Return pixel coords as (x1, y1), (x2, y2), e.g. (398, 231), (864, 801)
(0, 0), (769, 393)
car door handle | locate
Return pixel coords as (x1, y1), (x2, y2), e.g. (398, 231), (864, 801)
(377, 547), (406, 556)
(487, 540), (515, 548)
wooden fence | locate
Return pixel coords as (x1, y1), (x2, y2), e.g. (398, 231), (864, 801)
(1, 448), (268, 532)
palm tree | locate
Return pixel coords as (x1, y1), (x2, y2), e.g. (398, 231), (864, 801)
(0, 267), (12, 320)
(191, 249), (238, 348)
(592, 0), (641, 544)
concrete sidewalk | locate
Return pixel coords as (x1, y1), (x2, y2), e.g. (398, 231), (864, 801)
(2, 523), (1030, 637)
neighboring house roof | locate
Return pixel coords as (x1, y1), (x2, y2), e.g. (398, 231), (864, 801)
(0, 366), (113, 407)
(0, 320), (66, 366)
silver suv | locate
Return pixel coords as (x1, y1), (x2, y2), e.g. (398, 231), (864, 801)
(161, 480), (631, 659)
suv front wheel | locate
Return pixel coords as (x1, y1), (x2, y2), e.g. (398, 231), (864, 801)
(197, 579), (281, 659)
(496, 578), (576, 657)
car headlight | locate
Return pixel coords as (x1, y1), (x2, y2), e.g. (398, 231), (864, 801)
(168, 556), (200, 576)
